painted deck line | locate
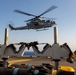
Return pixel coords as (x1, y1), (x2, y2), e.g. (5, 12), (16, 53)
(8, 59), (32, 64)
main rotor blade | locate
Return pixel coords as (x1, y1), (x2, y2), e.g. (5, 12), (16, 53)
(14, 10), (36, 17)
(38, 5), (57, 17)
(24, 18), (34, 22)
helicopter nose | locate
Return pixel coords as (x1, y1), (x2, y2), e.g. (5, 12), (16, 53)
(53, 21), (56, 24)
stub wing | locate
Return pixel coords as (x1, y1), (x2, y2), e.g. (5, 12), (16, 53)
(9, 24), (28, 30)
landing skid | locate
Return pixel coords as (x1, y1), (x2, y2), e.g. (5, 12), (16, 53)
(36, 28), (48, 31)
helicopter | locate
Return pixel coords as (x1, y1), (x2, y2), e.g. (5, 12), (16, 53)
(9, 5), (57, 31)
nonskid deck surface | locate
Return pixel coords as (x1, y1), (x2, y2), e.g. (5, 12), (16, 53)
(0, 57), (76, 75)
(0, 57), (76, 70)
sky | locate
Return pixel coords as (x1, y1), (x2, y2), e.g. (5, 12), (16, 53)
(0, 0), (76, 51)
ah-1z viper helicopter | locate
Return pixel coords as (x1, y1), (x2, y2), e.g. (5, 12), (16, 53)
(9, 5), (57, 31)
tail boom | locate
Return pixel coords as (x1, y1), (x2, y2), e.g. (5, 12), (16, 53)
(9, 24), (16, 30)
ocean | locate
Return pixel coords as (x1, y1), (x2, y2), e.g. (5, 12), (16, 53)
(23, 51), (35, 56)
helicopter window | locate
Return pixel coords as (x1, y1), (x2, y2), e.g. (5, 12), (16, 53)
(51, 21), (55, 24)
(53, 21), (55, 24)
(42, 20), (45, 22)
(46, 20), (50, 22)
